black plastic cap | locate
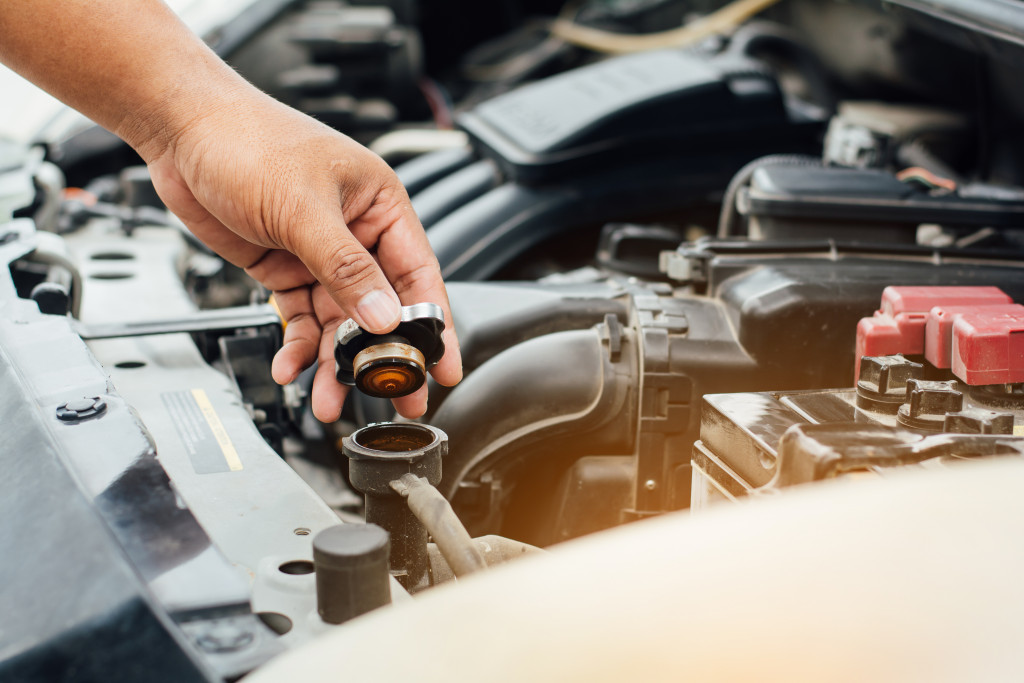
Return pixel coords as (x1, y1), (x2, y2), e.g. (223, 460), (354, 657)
(30, 282), (70, 316)
(897, 379), (963, 431)
(313, 524), (391, 625)
(856, 355), (924, 413)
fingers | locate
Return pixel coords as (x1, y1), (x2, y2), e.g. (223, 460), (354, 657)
(270, 287), (319, 385)
(246, 250), (316, 291)
(288, 210), (402, 335)
(433, 325), (463, 387)
(311, 358), (348, 423)
(392, 383), (428, 420)
(272, 283), (353, 424)
(277, 281), (433, 421)
(364, 204), (463, 387)
(269, 254), (440, 422)
(308, 286), (349, 422)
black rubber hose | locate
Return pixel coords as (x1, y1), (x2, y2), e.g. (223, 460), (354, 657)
(726, 21), (837, 113)
(429, 182), (573, 281)
(716, 154), (821, 238)
(412, 160), (502, 229)
(395, 146), (476, 196)
(446, 281), (630, 375)
(431, 328), (616, 499)
(429, 159), (731, 281)
(391, 474), (487, 578)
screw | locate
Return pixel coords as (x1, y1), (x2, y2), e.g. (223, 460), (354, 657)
(56, 396), (107, 422)
(644, 479), (657, 491)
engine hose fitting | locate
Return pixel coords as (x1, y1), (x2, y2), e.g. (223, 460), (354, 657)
(391, 473), (486, 578)
(342, 422), (447, 592)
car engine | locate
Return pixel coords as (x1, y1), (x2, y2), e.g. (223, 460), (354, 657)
(4, 0), (1024, 680)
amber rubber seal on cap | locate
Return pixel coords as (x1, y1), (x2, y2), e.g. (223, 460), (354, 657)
(353, 343), (427, 399)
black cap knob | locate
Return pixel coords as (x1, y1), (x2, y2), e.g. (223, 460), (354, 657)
(856, 355), (924, 414)
(333, 303), (445, 399)
(313, 523), (391, 624)
(897, 379), (963, 431)
(31, 282), (70, 316)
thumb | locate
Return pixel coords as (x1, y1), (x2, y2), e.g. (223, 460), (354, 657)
(293, 219), (401, 333)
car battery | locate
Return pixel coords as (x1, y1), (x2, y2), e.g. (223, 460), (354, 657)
(692, 286), (1024, 509)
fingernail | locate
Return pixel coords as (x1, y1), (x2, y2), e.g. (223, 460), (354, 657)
(356, 289), (400, 331)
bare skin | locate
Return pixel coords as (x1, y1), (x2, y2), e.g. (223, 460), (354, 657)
(0, 0), (462, 421)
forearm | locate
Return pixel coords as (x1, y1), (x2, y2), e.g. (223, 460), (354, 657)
(0, 0), (250, 161)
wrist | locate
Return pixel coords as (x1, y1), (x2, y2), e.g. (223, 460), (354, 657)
(114, 48), (252, 165)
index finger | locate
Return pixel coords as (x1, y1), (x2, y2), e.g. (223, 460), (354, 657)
(351, 203), (462, 389)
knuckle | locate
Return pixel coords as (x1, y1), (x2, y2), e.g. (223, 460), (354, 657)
(390, 262), (440, 297)
(263, 193), (310, 251)
(320, 245), (378, 295)
(286, 311), (316, 329)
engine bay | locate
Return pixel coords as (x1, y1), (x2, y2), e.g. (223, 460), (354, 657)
(4, 0), (1024, 679)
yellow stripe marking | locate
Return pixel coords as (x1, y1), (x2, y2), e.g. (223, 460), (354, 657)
(1014, 424), (1024, 437)
(191, 388), (243, 471)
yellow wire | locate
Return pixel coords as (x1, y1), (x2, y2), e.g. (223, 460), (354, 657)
(551, 0), (784, 54)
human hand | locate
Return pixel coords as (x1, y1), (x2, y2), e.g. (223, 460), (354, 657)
(0, 0), (459, 420)
(142, 90), (462, 421)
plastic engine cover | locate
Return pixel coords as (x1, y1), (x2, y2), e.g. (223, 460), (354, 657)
(458, 50), (787, 183)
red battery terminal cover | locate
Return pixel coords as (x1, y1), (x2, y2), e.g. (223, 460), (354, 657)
(950, 308), (1024, 385)
(855, 286), (1013, 379)
(925, 304), (1024, 371)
